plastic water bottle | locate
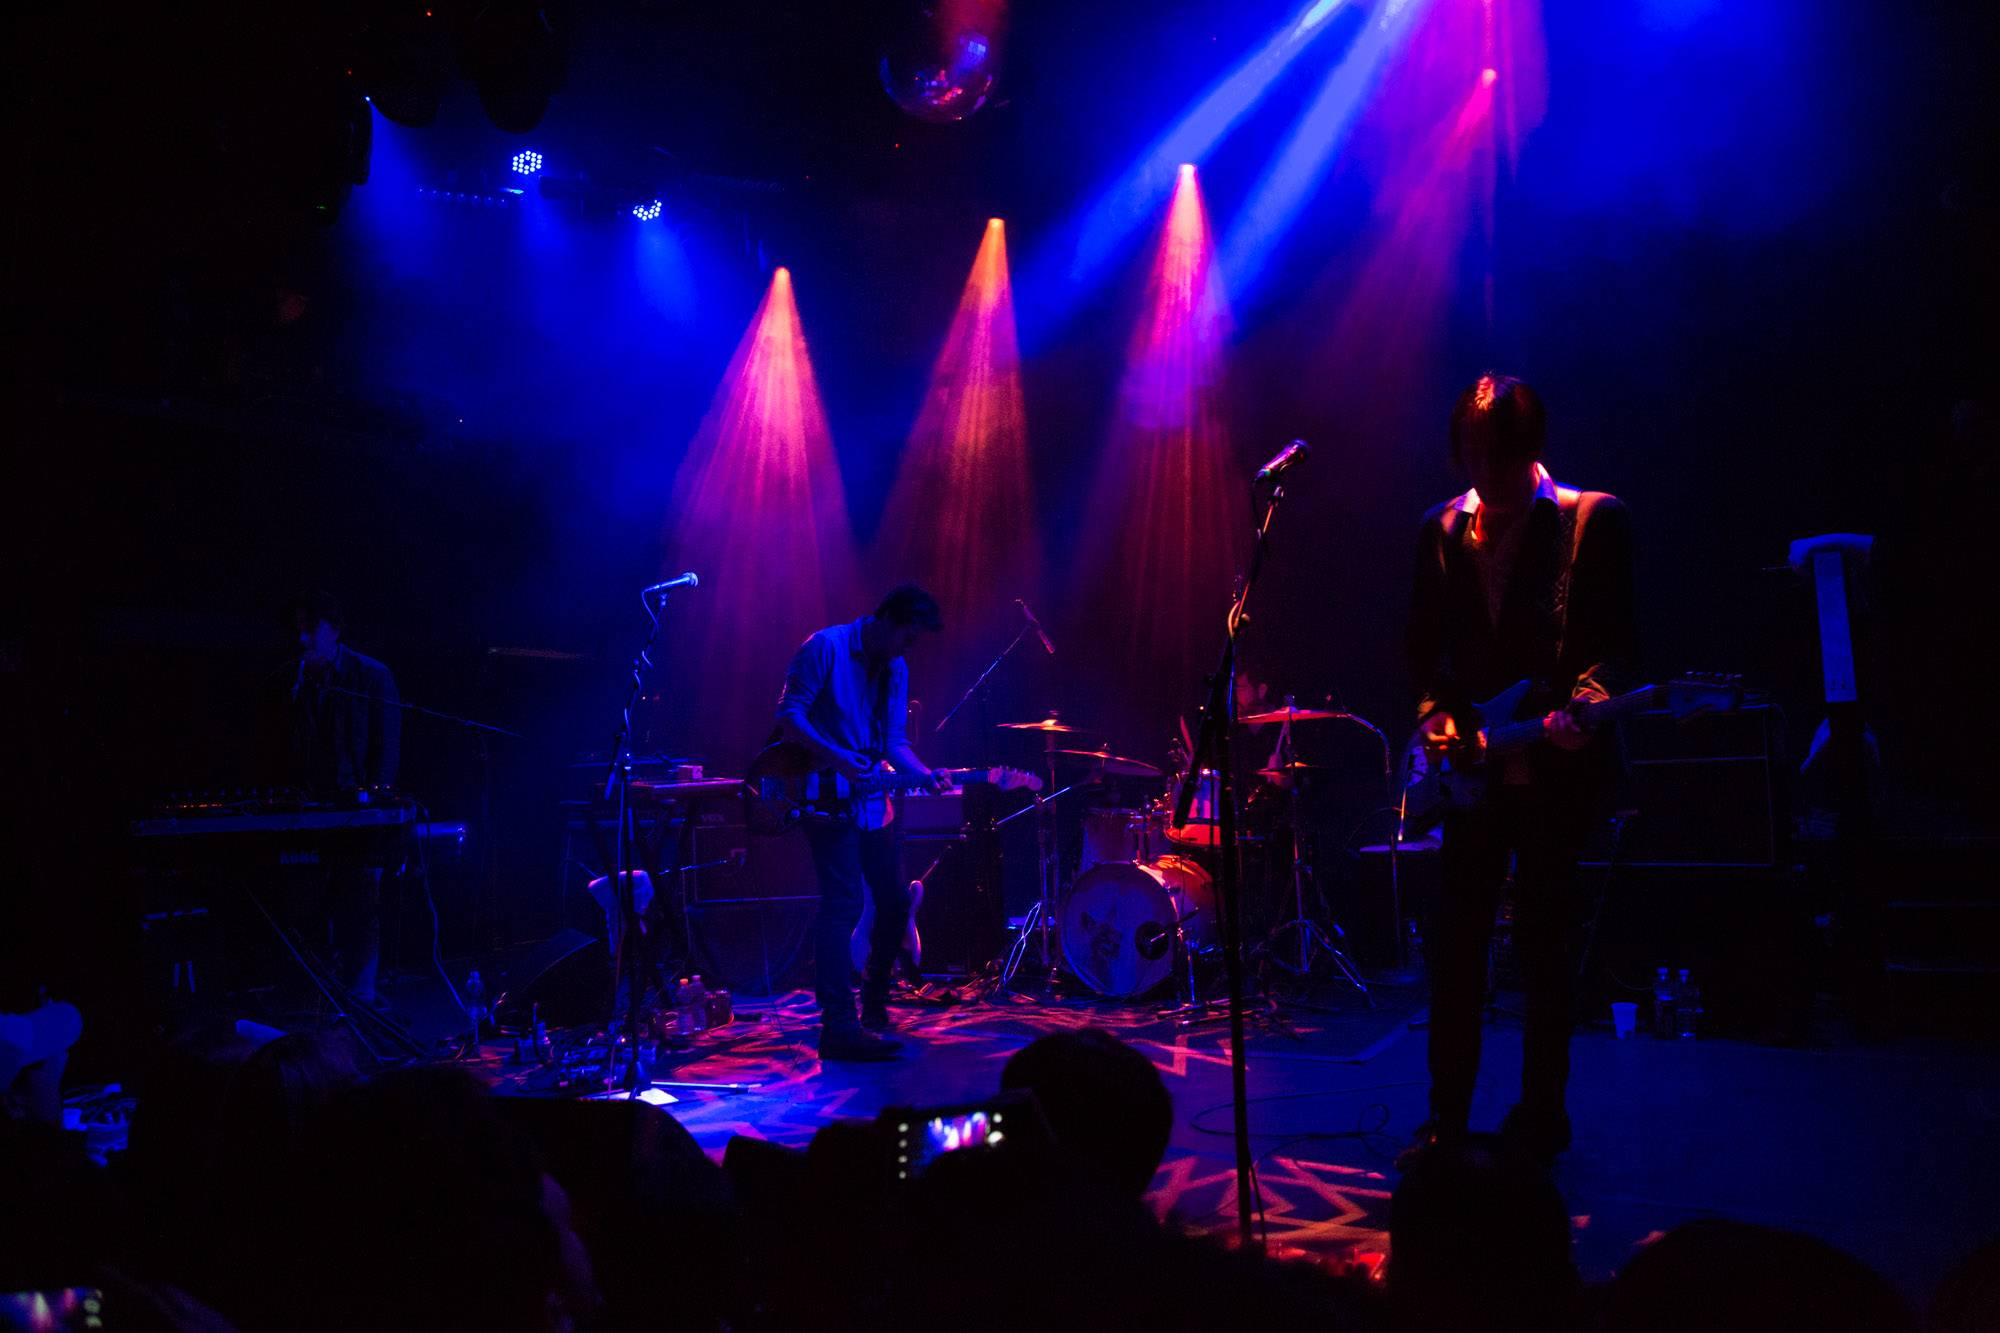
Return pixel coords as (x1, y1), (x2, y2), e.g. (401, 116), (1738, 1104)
(532, 1002), (555, 1064)
(678, 976), (708, 1037)
(1676, 968), (1701, 1040)
(1652, 967), (1677, 1039)
(464, 970), (486, 1045)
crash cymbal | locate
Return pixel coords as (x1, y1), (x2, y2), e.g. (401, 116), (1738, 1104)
(1239, 705), (1356, 726)
(996, 716), (1085, 733)
(1052, 748), (1162, 778)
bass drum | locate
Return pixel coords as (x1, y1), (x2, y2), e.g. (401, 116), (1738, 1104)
(1060, 856), (1217, 998)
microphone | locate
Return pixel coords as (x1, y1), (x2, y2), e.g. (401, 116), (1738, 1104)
(1016, 599), (1055, 654)
(1254, 439), (1310, 484)
(643, 572), (700, 598)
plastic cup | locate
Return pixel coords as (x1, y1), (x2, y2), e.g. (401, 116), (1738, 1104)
(1611, 1001), (1638, 1039)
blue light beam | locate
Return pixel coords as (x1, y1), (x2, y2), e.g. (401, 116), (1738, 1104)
(1020, 0), (1354, 341)
(1219, 0), (1433, 300)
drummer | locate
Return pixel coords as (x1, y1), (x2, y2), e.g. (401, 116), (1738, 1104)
(1234, 671), (1294, 778)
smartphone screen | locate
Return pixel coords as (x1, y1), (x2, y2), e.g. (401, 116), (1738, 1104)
(895, 1106), (1008, 1179)
(0, 1289), (105, 1332)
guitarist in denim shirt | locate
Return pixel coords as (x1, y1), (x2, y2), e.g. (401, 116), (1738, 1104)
(775, 585), (952, 1062)
(1404, 375), (1636, 1164)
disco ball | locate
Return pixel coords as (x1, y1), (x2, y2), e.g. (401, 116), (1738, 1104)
(879, 6), (1000, 124)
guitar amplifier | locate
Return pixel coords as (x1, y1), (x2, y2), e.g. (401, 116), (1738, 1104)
(682, 819), (817, 996)
(1606, 705), (1787, 868)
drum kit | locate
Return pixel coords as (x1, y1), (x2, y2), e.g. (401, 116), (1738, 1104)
(984, 701), (1391, 1008)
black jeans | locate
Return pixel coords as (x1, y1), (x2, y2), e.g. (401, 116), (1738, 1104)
(805, 822), (909, 1029)
(1425, 784), (1583, 1131)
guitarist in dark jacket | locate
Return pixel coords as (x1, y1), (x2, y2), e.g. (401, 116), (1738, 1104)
(775, 584), (952, 1062)
(1405, 374), (1636, 1163)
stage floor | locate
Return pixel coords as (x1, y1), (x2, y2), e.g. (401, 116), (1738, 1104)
(482, 984), (2000, 1305)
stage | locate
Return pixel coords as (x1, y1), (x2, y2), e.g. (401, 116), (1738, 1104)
(464, 984), (2000, 1305)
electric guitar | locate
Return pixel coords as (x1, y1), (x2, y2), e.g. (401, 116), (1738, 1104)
(1399, 673), (1744, 834)
(852, 878), (926, 978)
(742, 741), (1042, 836)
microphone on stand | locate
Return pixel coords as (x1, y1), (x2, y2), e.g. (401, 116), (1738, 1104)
(1016, 599), (1055, 654)
(1253, 439), (1310, 484)
(643, 572), (701, 598)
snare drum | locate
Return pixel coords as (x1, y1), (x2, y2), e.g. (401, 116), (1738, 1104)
(1079, 805), (1167, 871)
(1060, 856), (1217, 997)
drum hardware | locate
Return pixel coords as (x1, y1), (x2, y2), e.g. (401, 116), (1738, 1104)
(934, 615), (1077, 988)
(1238, 704), (1357, 726)
(1253, 760), (1339, 786)
(1077, 805), (1169, 874)
(1050, 748), (1163, 779)
(1057, 856), (1216, 999)
(1256, 707), (1377, 1000)
(1167, 768), (1223, 847)
(993, 714), (1086, 733)
(992, 715), (1110, 997)
(993, 781), (1083, 993)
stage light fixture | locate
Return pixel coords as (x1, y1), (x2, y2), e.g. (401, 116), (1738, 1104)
(632, 199), (663, 221)
(511, 149), (543, 175)
(1481, 67), (1499, 85)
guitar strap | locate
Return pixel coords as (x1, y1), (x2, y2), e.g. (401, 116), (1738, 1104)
(1551, 491), (1584, 672)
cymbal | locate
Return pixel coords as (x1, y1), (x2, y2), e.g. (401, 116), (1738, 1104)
(1255, 761), (1341, 783)
(996, 717), (1085, 733)
(1240, 705), (1355, 726)
(1052, 748), (1162, 778)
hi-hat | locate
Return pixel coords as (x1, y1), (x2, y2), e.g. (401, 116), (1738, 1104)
(997, 716), (1085, 733)
(1240, 705), (1356, 726)
(1052, 748), (1162, 778)
(1255, 761), (1340, 784)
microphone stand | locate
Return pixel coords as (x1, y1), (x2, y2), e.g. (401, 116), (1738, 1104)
(1174, 477), (1290, 1253)
(599, 587), (678, 1094)
(933, 622), (1035, 736)
(935, 619), (1043, 991)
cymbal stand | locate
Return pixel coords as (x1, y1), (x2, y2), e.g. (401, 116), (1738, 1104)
(995, 770), (1078, 994)
(1264, 769), (1372, 1001)
(1156, 907), (1227, 1025)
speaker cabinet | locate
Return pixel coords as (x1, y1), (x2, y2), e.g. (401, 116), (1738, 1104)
(682, 821), (816, 997)
(1614, 705), (1786, 867)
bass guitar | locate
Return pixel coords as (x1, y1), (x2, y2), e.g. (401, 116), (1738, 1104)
(742, 741), (1042, 837)
(1399, 673), (1743, 833)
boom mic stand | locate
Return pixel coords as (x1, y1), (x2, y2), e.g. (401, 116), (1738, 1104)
(599, 575), (696, 1094)
(1174, 467), (1295, 1253)
(936, 616), (1067, 996)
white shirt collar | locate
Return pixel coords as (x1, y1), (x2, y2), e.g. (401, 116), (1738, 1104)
(1448, 462), (1563, 516)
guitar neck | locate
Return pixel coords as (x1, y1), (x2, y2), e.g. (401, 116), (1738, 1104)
(1486, 685), (1657, 754)
(859, 768), (980, 794)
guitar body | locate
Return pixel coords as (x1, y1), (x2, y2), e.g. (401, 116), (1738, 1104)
(743, 742), (894, 836)
(1399, 674), (1745, 835)
(742, 741), (1043, 837)
(852, 878), (925, 978)
(1400, 679), (1534, 834)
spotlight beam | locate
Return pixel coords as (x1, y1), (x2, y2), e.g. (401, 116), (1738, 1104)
(1219, 0), (1434, 300)
(1023, 0), (1355, 341)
